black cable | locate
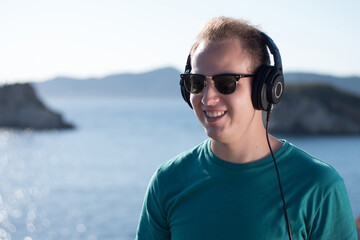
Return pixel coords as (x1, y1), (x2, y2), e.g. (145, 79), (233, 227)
(265, 104), (293, 240)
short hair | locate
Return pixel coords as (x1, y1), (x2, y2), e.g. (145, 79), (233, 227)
(190, 17), (270, 72)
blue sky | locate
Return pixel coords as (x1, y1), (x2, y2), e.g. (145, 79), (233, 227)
(0, 0), (359, 83)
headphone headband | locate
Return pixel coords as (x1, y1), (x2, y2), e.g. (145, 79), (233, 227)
(261, 32), (282, 71)
(185, 54), (192, 73)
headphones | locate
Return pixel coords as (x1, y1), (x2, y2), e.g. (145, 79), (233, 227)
(179, 32), (284, 111)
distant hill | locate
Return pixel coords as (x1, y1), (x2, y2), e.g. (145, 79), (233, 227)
(284, 72), (360, 95)
(33, 67), (182, 100)
(33, 68), (360, 100)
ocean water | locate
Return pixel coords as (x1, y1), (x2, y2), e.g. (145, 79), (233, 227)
(0, 97), (359, 240)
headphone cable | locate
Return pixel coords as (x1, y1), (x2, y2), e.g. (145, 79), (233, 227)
(265, 104), (293, 240)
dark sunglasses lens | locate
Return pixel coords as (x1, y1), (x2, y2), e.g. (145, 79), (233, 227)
(213, 75), (237, 94)
(184, 75), (205, 94)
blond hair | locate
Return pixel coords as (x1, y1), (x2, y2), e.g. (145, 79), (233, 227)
(190, 17), (270, 72)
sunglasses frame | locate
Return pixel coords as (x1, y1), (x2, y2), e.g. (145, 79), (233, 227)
(180, 73), (254, 95)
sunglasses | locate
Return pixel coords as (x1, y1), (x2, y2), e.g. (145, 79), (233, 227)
(180, 73), (254, 95)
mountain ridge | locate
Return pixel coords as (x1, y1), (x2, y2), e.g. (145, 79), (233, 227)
(33, 67), (181, 99)
(33, 67), (360, 99)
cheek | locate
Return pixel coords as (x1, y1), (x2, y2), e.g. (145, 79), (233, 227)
(190, 94), (201, 108)
(190, 94), (204, 118)
(235, 81), (253, 102)
(226, 85), (254, 114)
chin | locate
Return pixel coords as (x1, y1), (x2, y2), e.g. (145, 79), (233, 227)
(204, 128), (228, 142)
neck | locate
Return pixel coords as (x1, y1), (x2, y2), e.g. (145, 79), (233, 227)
(211, 126), (283, 164)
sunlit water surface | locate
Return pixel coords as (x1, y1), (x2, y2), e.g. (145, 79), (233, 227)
(0, 98), (359, 240)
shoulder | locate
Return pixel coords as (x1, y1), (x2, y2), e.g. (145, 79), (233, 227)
(150, 139), (209, 187)
(145, 139), (210, 206)
(156, 139), (208, 176)
(282, 144), (357, 239)
(281, 141), (343, 189)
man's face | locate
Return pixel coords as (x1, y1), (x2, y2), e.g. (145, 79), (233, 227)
(190, 38), (258, 145)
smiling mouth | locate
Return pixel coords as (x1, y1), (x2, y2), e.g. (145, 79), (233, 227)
(204, 111), (226, 118)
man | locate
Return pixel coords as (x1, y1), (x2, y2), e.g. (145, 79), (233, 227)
(136, 17), (357, 239)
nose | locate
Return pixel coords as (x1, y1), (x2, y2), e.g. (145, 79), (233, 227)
(201, 79), (221, 106)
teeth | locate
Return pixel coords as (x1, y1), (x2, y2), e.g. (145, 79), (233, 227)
(205, 111), (225, 118)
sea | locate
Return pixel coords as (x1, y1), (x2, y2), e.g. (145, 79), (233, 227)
(0, 97), (359, 240)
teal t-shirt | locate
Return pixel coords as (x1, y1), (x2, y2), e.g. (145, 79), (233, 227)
(136, 139), (357, 240)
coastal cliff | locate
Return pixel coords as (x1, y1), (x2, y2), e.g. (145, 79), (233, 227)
(270, 83), (360, 135)
(0, 83), (73, 130)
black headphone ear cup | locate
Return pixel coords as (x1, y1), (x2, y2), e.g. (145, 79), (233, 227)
(267, 70), (284, 105)
(252, 65), (272, 110)
(179, 54), (193, 109)
(180, 80), (192, 109)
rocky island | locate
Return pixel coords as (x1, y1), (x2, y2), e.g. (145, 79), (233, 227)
(0, 83), (73, 130)
(270, 83), (360, 135)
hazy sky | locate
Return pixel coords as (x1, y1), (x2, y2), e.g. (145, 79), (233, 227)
(1, 0), (359, 83)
